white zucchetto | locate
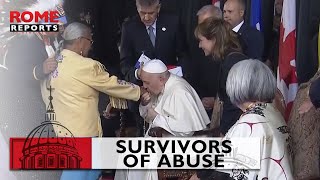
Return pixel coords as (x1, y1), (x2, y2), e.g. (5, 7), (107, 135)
(142, 59), (167, 74)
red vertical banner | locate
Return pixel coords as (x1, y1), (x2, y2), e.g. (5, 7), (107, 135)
(277, 0), (298, 121)
(10, 137), (92, 169)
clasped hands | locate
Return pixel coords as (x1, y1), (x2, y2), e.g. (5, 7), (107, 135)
(103, 87), (158, 121)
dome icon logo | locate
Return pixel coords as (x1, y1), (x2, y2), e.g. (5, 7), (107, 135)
(10, 86), (92, 170)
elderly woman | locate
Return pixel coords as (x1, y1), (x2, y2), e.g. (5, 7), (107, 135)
(192, 60), (293, 180)
(225, 60), (293, 179)
(51, 22), (143, 137)
(194, 18), (247, 135)
(49, 22), (143, 180)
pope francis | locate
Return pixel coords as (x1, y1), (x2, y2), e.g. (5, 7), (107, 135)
(115, 59), (210, 180)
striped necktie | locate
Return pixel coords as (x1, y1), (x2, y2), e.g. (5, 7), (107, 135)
(148, 26), (156, 47)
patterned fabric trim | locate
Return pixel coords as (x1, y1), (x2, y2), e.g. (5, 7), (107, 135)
(242, 103), (267, 117)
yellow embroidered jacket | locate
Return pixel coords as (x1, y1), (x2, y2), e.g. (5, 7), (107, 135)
(49, 49), (140, 137)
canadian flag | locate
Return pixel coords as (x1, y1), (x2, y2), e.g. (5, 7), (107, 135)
(212, 0), (220, 8)
(277, 0), (298, 121)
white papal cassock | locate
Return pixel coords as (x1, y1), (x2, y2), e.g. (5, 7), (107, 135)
(115, 74), (210, 180)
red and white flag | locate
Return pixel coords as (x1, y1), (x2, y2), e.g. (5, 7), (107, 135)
(277, 0), (298, 121)
(212, 0), (220, 8)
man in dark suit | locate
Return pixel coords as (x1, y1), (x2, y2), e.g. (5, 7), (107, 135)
(120, 0), (187, 136)
(223, 0), (264, 60)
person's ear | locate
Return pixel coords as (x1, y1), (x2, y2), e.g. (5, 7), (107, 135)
(76, 38), (82, 46)
(239, 10), (244, 18)
(159, 74), (166, 84)
(157, 4), (161, 14)
(76, 38), (84, 49)
(159, 76), (163, 82)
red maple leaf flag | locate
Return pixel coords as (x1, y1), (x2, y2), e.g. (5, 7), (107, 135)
(212, 0), (220, 8)
(277, 0), (298, 121)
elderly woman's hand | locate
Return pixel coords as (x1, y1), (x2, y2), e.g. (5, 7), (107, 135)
(103, 103), (118, 119)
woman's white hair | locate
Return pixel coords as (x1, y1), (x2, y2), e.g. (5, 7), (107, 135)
(55, 22), (91, 55)
(62, 22), (90, 41)
(226, 59), (276, 106)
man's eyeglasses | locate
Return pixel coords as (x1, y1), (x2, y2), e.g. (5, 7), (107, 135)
(81, 37), (94, 44)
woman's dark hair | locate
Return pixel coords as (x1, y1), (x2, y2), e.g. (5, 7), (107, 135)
(195, 18), (242, 59)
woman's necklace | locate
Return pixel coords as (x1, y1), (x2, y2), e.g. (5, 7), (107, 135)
(245, 102), (256, 111)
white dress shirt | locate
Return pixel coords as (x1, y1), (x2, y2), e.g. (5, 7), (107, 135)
(232, 20), (244, 33)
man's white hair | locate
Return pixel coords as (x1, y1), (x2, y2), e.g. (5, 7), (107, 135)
(197, 5), (222, 19)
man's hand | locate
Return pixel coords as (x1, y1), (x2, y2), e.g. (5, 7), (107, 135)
(140, 86), (148, 96)
(148, 127), (165, 137)
(201, 97), (215, 110)
(298, 98), (314, 114)
(189, 173), (200, 180)
(141, 91), (151, 106)
(43, 57), (58, 75)
(144, 106), (158, 123)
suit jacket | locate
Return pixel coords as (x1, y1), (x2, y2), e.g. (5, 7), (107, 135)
(238, 23), (264, 60)
(51, 49), (141, 137)
(120, 12), (187, 84)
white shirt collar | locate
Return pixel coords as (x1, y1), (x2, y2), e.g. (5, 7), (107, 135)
(232, 20), (244, 33)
